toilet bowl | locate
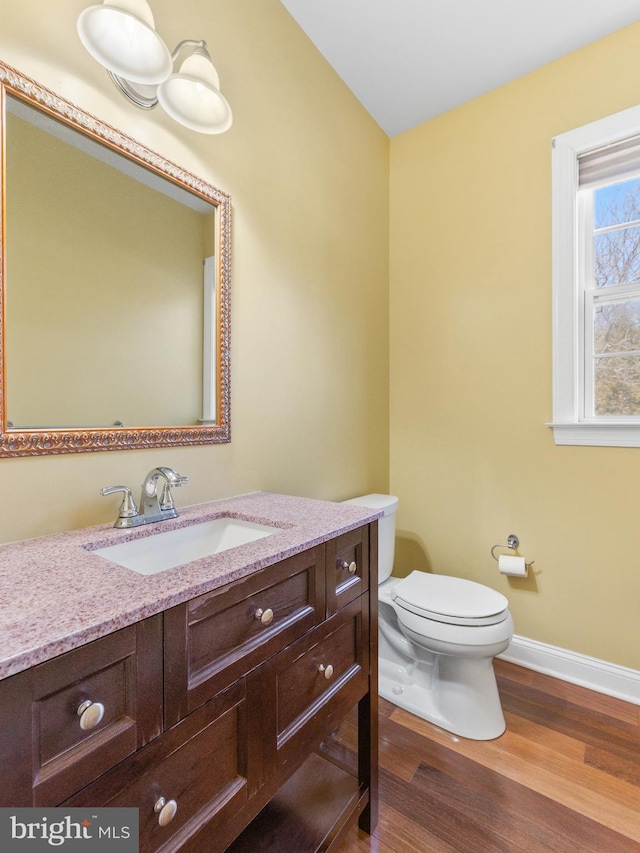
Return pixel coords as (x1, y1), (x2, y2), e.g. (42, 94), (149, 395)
(342, 494), (513, 740)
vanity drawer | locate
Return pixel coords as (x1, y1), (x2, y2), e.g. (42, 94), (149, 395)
(325, 525), (370, 615)
(65, 677), (260, 853)
(261, 594), (369, 775)
(22, 616), (162, 806)
(164, 546), (325, 726)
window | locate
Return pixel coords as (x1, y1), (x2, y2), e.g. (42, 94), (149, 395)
(551, 105), (640, 446)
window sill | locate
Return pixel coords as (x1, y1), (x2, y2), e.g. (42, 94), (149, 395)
(547, 422), (640, 447)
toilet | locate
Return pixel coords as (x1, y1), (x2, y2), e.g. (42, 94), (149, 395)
(342, 494), (513, 740)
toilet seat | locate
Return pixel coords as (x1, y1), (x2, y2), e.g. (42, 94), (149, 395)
(392, 571), (509, 626)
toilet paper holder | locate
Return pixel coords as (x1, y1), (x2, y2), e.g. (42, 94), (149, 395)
(490, 534), (534, 567)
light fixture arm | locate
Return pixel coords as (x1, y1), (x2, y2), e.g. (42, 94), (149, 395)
(107, 71), (159, 109)
(170, 39), (210, 62)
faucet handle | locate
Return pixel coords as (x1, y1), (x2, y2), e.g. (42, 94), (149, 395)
(159, 482), (176, 512)
(100, 485), (139, 519)
(158, 475), (188, 511)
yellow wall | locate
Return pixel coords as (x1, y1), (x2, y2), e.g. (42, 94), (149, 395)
(0, 0), (389, 542)
(390, 22), (640, 670)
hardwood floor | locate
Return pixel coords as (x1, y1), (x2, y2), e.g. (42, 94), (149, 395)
(334, 659), (640, 852)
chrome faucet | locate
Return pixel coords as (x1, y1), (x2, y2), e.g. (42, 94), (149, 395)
(101, 467), (189, 529)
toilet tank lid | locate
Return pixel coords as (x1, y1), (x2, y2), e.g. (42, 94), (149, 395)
(341, 494), (399, 516)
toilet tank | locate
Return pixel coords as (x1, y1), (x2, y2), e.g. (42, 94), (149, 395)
(341, 494), (399, 583)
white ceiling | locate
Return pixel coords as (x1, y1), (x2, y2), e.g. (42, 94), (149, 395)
(280, 0), (640, 136)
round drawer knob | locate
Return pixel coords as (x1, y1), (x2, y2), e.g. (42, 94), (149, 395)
(154, 797), (178, 827)
(342, 561), (357, 574)
(318, 664), (334, 680)
(77, 700), (105, 731)
(255, 607), (274, 625)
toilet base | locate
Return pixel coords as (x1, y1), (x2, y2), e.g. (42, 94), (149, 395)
(379, 648), (507, 741)
(377, 576), (511, 740)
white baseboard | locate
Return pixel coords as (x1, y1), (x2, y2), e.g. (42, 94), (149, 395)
(498, 635), (640, 706)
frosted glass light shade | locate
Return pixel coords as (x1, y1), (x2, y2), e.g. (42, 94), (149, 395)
(158, 51), (233, 134)
(77, 0), (172, 85)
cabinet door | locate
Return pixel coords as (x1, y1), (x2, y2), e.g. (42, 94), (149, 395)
(0, 667), (32, 805)
(260, 594), (369, 778)
(31, 616), (163, 806)
(325, 525), (370, 615)
(65, 677), (261, 853)
(0, 617), (162, 807)
(164, 547), (325, 727)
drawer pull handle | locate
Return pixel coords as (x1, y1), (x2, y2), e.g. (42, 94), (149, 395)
(318, 664), (334, 680)
(154, 797), (178, 827)
(255, 607), (274, 625)
(77, 700), (105, 731)
(342, 560), (357, 574)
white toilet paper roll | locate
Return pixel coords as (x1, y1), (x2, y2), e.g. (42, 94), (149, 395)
(498, 554), (527, 577)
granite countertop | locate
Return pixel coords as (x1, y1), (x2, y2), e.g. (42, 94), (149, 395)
(0, 492), (381, 681)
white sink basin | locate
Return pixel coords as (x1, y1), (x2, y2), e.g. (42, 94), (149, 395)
(92, 517), (278, 575)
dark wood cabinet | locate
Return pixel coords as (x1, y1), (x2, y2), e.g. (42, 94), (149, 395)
(65, 677), (262, 853)
(0, 615), (163, 808)
(0, 522), (378, 852)
(326, 526), (370, 615)
(262, 594), (368, 775)
(164, 546), (326, 728)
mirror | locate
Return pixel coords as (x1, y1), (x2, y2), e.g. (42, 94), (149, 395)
(0, 61), (230, 457)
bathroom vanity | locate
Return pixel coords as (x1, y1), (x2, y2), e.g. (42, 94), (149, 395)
(0, 492), (379, 852)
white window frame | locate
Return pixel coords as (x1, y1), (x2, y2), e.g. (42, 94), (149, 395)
(551, 104), (640, 446)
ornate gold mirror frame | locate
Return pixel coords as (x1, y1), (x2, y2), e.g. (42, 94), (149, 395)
(0, 61), (231, 457)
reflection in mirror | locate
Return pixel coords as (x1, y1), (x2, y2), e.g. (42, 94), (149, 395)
(0, 61), (230, 457)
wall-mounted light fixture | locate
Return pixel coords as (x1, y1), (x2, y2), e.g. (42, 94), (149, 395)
(77, 0), (232, 134)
